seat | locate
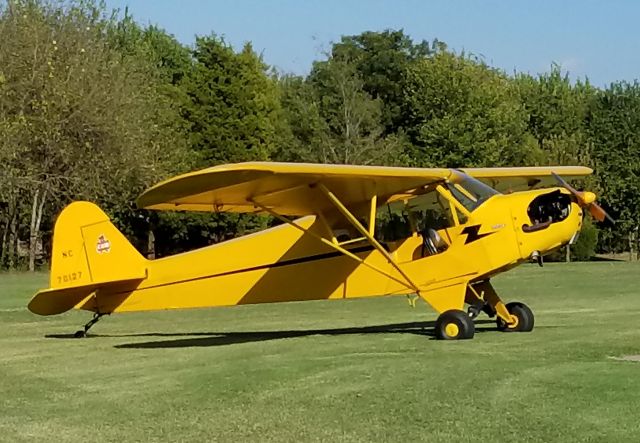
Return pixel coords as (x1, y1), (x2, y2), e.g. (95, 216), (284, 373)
(422, 228), (448, 256)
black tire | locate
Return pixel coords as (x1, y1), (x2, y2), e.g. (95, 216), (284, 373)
(496, 302), (534, 332)
(435, 309), (475, 340)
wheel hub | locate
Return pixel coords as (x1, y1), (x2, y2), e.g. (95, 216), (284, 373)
(444, 323), (459, 337)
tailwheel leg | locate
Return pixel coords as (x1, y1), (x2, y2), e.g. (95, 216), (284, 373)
(74, 312), (106, 338)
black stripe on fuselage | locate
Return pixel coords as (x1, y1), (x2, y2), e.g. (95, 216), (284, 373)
(212, 244), (375, 278)
(122, 244), (377, 293)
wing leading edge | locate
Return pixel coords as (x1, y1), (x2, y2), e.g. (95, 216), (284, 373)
(136, 162), (452, 216)
(137, 162), (593, 215)
(462, 166), (593, 193)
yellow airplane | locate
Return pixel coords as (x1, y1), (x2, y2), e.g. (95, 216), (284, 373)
(28, 162), (612, 340)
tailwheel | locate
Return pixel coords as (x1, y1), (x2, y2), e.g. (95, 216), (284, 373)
(435, 309), (475, 340)
(496, 302), (534, 332)
(72, 312), (106, 338)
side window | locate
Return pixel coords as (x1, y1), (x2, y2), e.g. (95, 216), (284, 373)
(455, 207), (468, 225)
(375, 189), (458, 243)
(376, 200), (412, 242)
(407, 190), (456, 232)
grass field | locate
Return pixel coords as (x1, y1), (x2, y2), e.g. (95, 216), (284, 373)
(1, 262), (640, 442)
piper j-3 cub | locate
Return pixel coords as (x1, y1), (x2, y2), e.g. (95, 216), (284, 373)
(28, 162), (612, 340)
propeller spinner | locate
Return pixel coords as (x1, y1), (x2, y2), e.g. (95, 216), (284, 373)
(551, 172), (614, 224)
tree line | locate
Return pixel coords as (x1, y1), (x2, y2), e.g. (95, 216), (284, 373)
(1, 0), (638, 270)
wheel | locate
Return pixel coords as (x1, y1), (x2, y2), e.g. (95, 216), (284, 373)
(496, 302), (534, 332)
(73, 330), (86, 338)
(435, 309), (475, 340)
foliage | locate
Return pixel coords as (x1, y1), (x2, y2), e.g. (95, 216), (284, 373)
(547, 217), (599, 262)
(182, 34), (283, 164)
(328, 29), (432, 133)
(404, 51), (532, 167)
(280, 55), (408, 165)
(3, 3), (640, 268)
(571, 218), (599, 261)
(587, 81), (640, 251)
(0, 0), (189, 269)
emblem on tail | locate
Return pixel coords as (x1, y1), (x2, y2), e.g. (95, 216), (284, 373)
(96, 235), (111, 254)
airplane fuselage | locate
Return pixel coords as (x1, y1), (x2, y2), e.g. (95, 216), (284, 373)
(69, 187), (582, 317)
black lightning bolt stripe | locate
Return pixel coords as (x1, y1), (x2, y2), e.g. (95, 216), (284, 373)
(461, 224), (494, 244)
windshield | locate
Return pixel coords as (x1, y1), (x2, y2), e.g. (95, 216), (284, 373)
(446, 171), (500, 212)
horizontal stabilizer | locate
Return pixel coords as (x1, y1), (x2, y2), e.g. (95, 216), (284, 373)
(29, 284), (98, 316)
(28, 275), (146, 316)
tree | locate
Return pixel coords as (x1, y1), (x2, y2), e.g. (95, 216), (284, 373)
(280, 57), (406, 165)
(182, 35), (283, 164)
(328, 29), (432, 134)
(587, 81), (640, 252)
(515, 66), (595, 168)
(0, 0), (189, 269)
(403, 50), (532, 168)
(157, 35), (288, 248)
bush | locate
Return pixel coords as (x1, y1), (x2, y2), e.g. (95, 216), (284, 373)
(570, 218), (599, 261)
(547, 218), (599, 262)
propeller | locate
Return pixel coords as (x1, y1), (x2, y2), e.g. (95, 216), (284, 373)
(551, 172), (615, 224)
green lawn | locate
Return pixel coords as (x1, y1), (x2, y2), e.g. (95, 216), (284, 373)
(1, 262), (640, 442)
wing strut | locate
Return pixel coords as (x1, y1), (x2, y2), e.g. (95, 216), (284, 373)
(249, 199), (417, 292)
(316, 183), (422, 295)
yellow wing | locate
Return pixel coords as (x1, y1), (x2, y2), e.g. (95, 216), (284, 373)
(461, 166), (593, 193)
(137, 162), (451, 216)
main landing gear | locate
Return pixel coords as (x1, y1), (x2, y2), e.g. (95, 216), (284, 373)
(434, 280), (535, 340)
(73, 312), (107, 338)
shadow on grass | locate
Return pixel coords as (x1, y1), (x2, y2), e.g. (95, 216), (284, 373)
(43, 319), (498, 349)
(589, 256), (626, 262)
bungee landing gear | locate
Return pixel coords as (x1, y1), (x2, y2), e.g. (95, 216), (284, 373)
(433, 280), (535, 340)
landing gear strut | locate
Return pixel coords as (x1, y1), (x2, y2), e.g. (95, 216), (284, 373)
(465, 280), (535, 333)
(74, 312), (106, 338)
(496, 302), (535, 332)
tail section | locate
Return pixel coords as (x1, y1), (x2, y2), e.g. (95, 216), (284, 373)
(28, 202), (148, 315)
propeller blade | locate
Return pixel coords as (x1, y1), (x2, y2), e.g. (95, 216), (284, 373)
(551, 172), (583, 202)
(589, 203), (615, 225)
(552, 172), (615, 224)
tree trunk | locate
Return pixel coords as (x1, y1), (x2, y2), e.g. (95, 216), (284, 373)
(0, 213), (9, 266)
(28, 188), (46, 272)
(147, 229), (155, 259)
(8, 212), (17, 270)
(0, 198), (16, 267)
(29, 189), (40, 272)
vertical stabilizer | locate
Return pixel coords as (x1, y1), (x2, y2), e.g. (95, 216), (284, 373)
(28, 201), (147, 315)
(49, 201), (147, 287)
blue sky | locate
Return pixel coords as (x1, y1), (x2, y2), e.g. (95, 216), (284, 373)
(104, 0), (639, 87)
